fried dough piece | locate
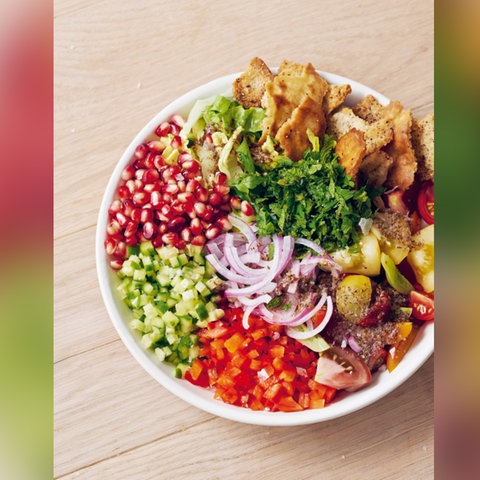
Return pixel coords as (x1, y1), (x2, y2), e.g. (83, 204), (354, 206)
(276, 95), (326, 161)
(324, 84), (352, 116)
(411, 113), (434, 181)
(383, 106), (417, 190)
(327, 107), (393, 155)
(232, 57), (274, 108)
(352, 94), (385, 123)
(261, 61), (328, 160)
(334, 128), (366, 182)
(359, 150), (394, 189)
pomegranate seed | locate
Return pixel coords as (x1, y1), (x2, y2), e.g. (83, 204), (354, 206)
(215, 216), (233, 232)
(175, 239), (186, 249)
(150, 190), (162, 207)
(118, 185), (130, 199)
(241, 200), (255, 217)
(169, 113), (185, 128)
(142, 168), (159, 183)
(107, 219), (122, 236)
(213, 182), (230, 196)
(194, 186), (208, 202)
(135, 168), (146, 180)
(125, 179), (137, 194)
(170, 135), (182, 150)
(142, 183), (156, 193)
(184, 201), (196, 219)
(143, 221), (157, 239)
(208, 192), (223, 207)
(125, 234), (139, 246)
(205, 225), (221, 240)
(162, 193), (172, 203)
(124, 221), (138, 238)
(180, 227), (193, 243)
(110, 259), (123, 270)
(177, 180), (186, 192)
(105, 238), (117, 255)
(162, 232), (178, 245)
(131, 208), (142, 223)
(140, 208), (154, 223)
(122, 199), (134, 217)
(153, 154), (165, 170)
(148, 140), (165, 152)
(108, 199), (122, 215)
(186, 179), (200, 193)
(134, 143), (148, 160)
(132, 191), (149, 206)
(170, 200), (185, 216)
(115, 241), (126, 258)
(204, 133), (213, 145)
(158, 223), (168, 234)
(230, 196), (242, 210)
(177, 152), (193, 165)
(190, 217), (203, 236)
(143, 152), (155, 169)
(160, 204), (175, 221)
(182, 160), (200, 174)
(199, 204), (213, 222)
(168, 216), (186, 231)
(116, 212), (128, 227)
(215, 172), (228, 186)
(191, 234), (206, 246)
(164, 183), (179, 195)
(193, 202), (206, 217)
(121, 165), (135, 181)
(133, 158), (146, 170)
(134, 179), (143, 190)
(152, 236), (163, 248)
(170, 123), (181, 135)
(177, 192), (194, 203)
(155, 122), (171, 137)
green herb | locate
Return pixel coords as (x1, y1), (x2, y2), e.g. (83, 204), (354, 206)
(230, 135), (378, 252)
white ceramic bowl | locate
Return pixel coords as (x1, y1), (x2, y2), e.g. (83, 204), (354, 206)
(96, 71), (434, 426)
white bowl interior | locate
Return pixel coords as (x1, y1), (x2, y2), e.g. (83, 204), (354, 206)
(96, 72), (434, 426)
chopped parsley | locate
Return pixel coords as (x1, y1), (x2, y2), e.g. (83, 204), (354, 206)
(230, 135), (379, 252)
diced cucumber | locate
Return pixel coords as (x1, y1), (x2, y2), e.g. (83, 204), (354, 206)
(117, 243), (224, 377)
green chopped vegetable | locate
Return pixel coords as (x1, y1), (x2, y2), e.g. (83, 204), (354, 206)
(230, 135), (379, 251)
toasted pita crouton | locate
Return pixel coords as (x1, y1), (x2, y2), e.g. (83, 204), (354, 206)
(359, 150), (394, 189)
(334, 128), (366, 182)
(261, 61), (328, 159)
(352, 94), (385, 123)
(411, 113), (434, 181)
(327, 107), (393, 155)
(324, 84), (352, 116)
(232, 57), (274, 108)
(384, 108), (417, 190)
(276, 95), (326, 161)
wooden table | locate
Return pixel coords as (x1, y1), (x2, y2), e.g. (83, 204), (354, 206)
(54, 1), (434, 478)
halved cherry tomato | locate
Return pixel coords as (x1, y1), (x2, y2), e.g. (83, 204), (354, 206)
(409, 290), (434, 321)
(417, 181), (434, 224)
(314, 345), (372, 392)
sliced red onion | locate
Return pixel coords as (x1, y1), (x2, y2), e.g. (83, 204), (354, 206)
(228, 214), (257, 245)
(348, 335), (362, 353)
(240, 295), (272, 329)
(286, 295), (333, 339)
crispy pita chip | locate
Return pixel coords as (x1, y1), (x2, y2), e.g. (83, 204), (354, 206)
(411, 113), (434, 181)
(352, 94), (385, 123)
(260, 61), (328, 159)
(276, 95), (326, 161)
(383, 107), (417, 190)
(334, 128), (367, 182)
(232, 57), (274, 108)
(324, 84), (352, 116)
(359, 150), (394, 189)
(327, 107), (393, 155)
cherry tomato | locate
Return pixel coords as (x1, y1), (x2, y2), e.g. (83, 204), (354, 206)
(417, 181), (434, 224)
(315, 345), (372, 392)
(409, 290), (434, 321)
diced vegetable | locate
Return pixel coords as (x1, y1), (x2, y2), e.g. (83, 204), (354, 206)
(335, 275), (372, 323)
(407, 225), (434, 293)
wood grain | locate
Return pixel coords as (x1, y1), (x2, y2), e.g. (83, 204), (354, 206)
(55, 0), (434, 478)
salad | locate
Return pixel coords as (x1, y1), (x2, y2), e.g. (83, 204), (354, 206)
(104, 58), (434, 412)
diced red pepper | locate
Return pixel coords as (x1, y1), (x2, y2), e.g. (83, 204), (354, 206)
(185, 308), (337, 411)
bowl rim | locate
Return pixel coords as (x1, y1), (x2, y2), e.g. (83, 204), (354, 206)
(95, 70), (434, 426)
